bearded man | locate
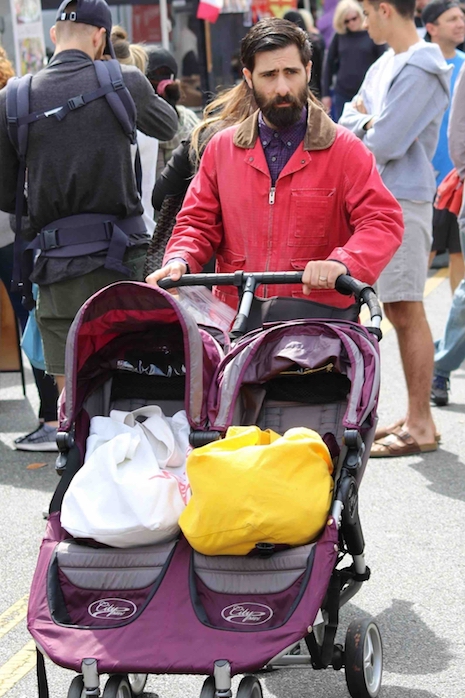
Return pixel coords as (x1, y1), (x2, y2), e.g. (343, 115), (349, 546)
(147, 17), (403, 310)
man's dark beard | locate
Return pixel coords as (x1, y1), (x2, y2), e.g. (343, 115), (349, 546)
(253, 84), (308, 129)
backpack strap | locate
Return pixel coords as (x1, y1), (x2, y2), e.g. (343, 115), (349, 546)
(94, 60), (142, 193)
(95, 59), (137, 144)
(7, 75), (35, 307)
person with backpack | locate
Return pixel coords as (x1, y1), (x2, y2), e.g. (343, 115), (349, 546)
(0, 0), (178, 398)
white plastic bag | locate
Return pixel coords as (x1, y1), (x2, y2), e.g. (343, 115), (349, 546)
(176, 286), (236, 333)
(61, 407), (191, 548)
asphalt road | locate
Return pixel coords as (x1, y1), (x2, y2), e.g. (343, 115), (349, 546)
(1, 267), (464, 698)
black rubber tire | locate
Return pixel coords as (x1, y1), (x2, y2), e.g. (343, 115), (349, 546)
(236, 676), (263, 698)
(102, 675), (133, 698)
(199, 676), (215, 698)
(67, 675), (85, 698)
(345, 618), (383, 698)
(127, 675), (148, 695)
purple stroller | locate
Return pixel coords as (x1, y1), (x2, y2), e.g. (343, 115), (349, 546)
(28, 273), (383, 698)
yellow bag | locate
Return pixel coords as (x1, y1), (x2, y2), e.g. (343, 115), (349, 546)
(179, 425), (334, 556)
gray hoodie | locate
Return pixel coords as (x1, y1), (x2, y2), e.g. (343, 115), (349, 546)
(339, 42), (451, 202)
(448, 61), (465, 181)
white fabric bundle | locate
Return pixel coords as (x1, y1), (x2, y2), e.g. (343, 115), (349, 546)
(61, 407), (191, 547)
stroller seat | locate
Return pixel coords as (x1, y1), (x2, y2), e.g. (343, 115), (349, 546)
(193, 543), (316, 594)
(56, 539), (176, 590)
(192, 542), (318, 632)
(51, 538), (177, 628)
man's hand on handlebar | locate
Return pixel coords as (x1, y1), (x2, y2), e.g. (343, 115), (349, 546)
(302, 261), (348, 295)
(145, 261), (187, 287)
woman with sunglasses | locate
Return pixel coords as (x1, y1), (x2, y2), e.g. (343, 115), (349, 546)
(322, 0), (387, 121)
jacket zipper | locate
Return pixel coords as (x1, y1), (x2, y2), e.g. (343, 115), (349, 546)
(265, 186), (276, 280)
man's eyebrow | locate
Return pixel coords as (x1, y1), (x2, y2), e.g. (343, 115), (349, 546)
(258, 66), (301, 76)
(258, 68), (278, 76)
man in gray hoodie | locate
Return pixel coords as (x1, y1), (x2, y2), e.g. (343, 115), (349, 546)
(340, 0), (451, 457)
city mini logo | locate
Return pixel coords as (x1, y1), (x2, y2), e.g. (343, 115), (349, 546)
(221, 603), (273, 625)
(88, 598), (137, 620)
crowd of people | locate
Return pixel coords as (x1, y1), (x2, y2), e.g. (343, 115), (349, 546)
(0, 0), (464, 460)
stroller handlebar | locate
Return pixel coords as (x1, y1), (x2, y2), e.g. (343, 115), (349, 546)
(158, 272), (382, 335)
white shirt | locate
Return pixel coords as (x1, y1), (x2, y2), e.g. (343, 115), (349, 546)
(361, 40), (426, 117)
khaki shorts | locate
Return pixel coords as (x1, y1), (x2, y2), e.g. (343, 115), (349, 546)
(36, 247), (147, 376)
(376, 199), (433, 303)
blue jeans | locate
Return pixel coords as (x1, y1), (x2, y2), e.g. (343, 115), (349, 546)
(434, 210), (465, 378)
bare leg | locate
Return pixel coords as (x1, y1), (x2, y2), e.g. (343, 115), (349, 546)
(55, 375), (65, 394)
(428, 250), (436, 268)
(383, 300), (436, 446)
(448, 253), (465, 294)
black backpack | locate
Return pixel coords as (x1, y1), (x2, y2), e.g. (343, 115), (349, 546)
(6, 59), (140, 306)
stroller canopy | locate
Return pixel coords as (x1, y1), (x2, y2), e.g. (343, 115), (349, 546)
(61, 281), (223, 431)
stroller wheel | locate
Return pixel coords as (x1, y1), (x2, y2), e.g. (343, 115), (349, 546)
(67, 675), (85, 698)
(199, 676), (215, 697)
(344, 618), (383, 698)
(128, 675), (148, 695)
(236, 676), (263, 698)
(103, 675), (133, 698)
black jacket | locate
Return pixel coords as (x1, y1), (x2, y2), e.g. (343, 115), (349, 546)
(0, 50), (178, 234)
(152, 138), (194, 211)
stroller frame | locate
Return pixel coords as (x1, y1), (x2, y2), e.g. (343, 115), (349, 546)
(32, 272), (383, 698)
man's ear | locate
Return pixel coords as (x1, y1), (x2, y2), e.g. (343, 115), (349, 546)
(378, 2), (391, 18)
(243, 67), (253, 90)
(306, 60), (312, 82)
(50, 25), (57, 45)
(425, 21), (437, 37)
(92, 27), (106, 49)
(91, 27), (106, 59)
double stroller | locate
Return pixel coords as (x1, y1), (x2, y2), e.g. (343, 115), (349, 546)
(28, 271), (384, 698)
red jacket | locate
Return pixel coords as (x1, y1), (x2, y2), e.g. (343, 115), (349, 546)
(165, 100), (403, 308)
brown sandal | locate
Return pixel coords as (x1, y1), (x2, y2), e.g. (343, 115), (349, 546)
(370, 427), (438, 458)
(375, 421), (441, 443)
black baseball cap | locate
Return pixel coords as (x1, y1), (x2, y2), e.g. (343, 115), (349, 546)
(146, 47), (178, 80)
(55, 0), (115, 57)
(422, 0), (461, 25)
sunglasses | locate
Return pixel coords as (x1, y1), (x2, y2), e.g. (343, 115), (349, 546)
(344, 15), (360, 24)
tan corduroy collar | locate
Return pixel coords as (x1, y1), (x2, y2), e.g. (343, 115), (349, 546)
(233, 95), (337, 151)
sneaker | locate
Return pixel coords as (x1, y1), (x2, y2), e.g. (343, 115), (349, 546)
(15, 424), (58, 452)
(431, 375), (450, 406)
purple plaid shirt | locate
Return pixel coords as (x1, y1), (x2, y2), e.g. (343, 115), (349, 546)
(258, 107), (308, 185)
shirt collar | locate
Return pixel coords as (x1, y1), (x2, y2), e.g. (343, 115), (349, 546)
(48, 49), (93, 67)
(258, 107), (307, 149)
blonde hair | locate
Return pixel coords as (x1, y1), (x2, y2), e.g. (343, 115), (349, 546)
(190, 81), (257, 166)
(129, 44), (148, 73)
(298, 8), (315, 31)
(333, 0), (363, 34)
(111, 26), (148, 74)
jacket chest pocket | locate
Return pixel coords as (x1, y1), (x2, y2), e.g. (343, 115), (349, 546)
(288, 189), (335, 248)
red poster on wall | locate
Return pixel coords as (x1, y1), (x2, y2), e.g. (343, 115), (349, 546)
(251, 0), (297, 21)
(132, 5), (162, 43)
